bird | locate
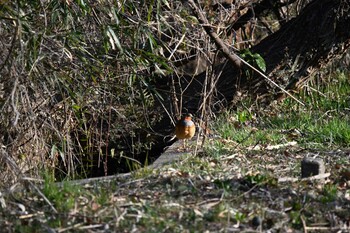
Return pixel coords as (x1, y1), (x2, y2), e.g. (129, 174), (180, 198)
(175, 113), (196, 150)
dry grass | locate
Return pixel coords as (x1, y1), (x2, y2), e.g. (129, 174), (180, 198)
(0, 145), (349, 232)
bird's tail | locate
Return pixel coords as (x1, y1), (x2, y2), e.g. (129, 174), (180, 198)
(164, 135), (177, 143)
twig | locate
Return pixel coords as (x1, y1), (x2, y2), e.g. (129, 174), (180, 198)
(57, 223), (84, 233)
(26, 180), (58, 214)
(231, 184), (259, 201)
(197, 198), (221, 207)
(304, 226), (350, 231)
(187, 0), (242, 69)
(238, 57), (305, 106)
(168, 33), (186, 61)
(247, 141), (298, 151)
(300, 215), (308, 233)
(10, 74), (20, 126)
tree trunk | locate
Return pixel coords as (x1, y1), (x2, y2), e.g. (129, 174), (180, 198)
(254, 0), (350, 95)
(253, 0), (350, 93)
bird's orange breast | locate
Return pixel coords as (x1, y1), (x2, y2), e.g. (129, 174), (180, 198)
(175, 117), (195, 139)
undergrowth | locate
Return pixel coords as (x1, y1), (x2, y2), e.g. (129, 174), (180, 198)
(0, 70), (349, 232)
(0, 1), (349, 232)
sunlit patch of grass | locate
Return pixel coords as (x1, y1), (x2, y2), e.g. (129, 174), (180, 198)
(264, 111), (313, 131)
(212, 110), (286, 147)
(306, 118), (350, 146)
(253, 129), (285, 144)
(265, 111), (350, 147)
(320, 184), (338, 204)
(282, 70), (350, 147)
(214, 118), (251, 142)
(211, 71), (350, 150)
(304, 71), (350, 111)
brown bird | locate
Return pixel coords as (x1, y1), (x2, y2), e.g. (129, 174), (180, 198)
(175, 113), (196, 150)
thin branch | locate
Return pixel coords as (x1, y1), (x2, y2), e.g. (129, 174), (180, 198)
(238, 57), (305, 106)
(25, 179), (58, 214)
(187, 0), (242, 69)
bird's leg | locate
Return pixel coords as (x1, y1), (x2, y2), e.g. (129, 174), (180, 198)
(185, 139), (189, 151)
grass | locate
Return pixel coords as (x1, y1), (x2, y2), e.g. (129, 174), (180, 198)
(213, 70), (350, 149)
(42, 172), (82, 212)
(0, 71), (349, 232)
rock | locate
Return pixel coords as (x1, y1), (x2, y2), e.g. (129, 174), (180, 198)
(251, 216), (261, 227)
(301, 157), (325, 178)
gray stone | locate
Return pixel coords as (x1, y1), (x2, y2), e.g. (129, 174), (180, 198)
(301, 157), (325, 178)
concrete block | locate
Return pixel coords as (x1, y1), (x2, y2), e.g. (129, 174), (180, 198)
(301, 157), (325, 178)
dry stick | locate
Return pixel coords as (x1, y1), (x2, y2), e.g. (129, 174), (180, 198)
(238, 57), (305, 106)
(170, 74), (179, 124)
(169, 33), (186, 120)
(187, 0), (305, 106)
(177, 74), (183, 116)
(26, 179), (58, 214)
(168, 33), (186, 61)
(196, 50), (221, 152)
(194, 54), (210, 156)
(157, 90), (177, 126)
(300, 215), (308, 233)
(198, 39), (212, 153)
(10, 74), (20, 126)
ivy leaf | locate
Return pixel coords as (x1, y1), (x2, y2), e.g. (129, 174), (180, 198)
(253, 53), (266, 72)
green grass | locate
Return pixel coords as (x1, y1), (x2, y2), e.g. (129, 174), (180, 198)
(212, 71), (350, 148)
(42, 172), (82, 213)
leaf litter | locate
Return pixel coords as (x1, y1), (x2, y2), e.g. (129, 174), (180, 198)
(0, 144), (349, 232)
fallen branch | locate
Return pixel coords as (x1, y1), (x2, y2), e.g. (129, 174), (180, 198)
(247, 141), (298, 151)
(278, 173), (330, 183)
